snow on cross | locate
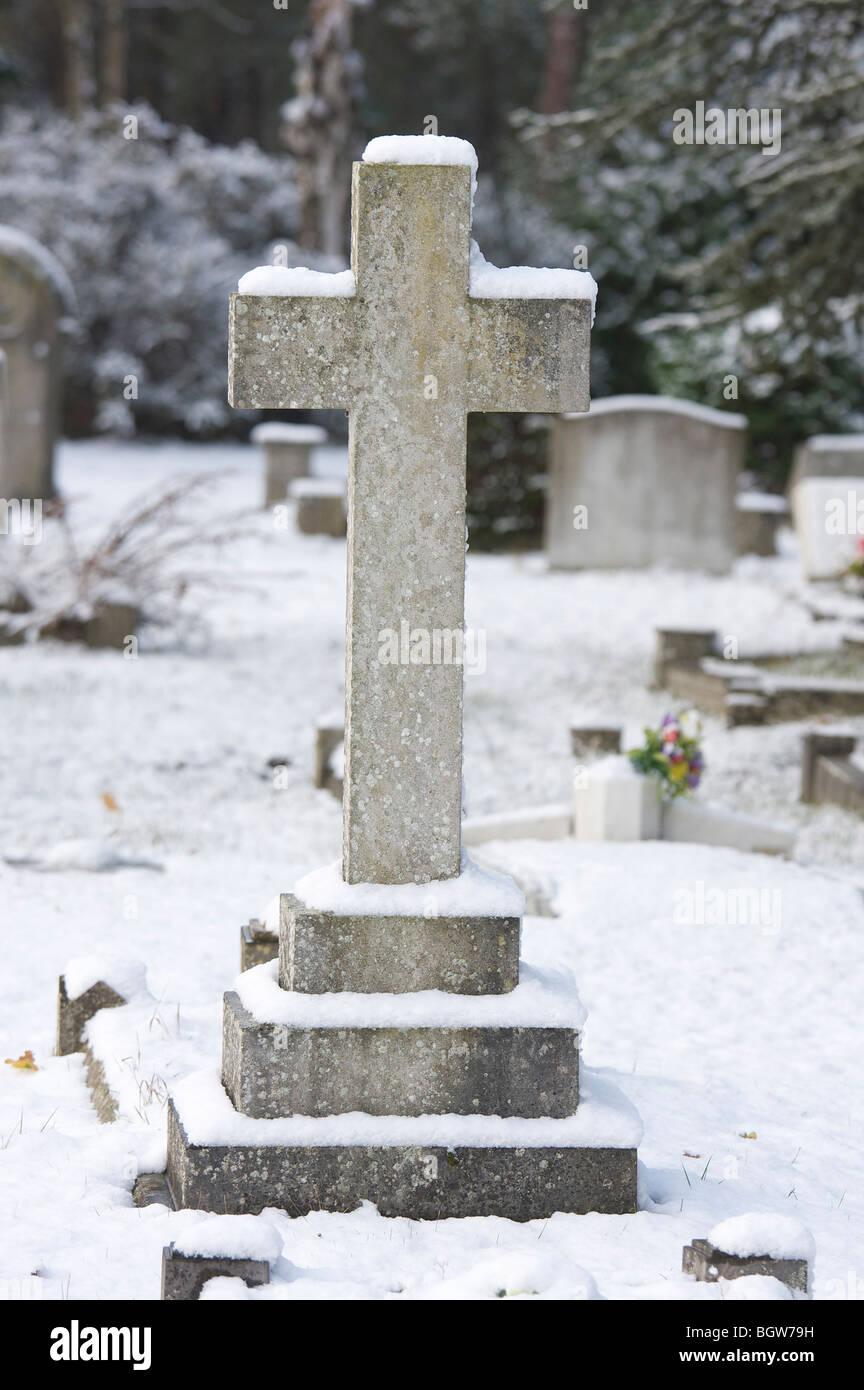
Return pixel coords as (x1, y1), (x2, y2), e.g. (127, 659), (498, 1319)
(230, 134), (594, 885)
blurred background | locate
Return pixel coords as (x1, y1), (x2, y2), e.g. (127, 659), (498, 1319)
(0, 0), (862, 546)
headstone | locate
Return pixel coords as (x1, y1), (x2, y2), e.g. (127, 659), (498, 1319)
(0, 226), (75, 501)
(800, 730), (864, 813)
(546, 396), (746, 573)
(251, 421), (327, 507)
(736, 490), (789, 556)
(289, 476), (346, 537)
(684, 1215), (813, 1296)
(570, 723), (622, 757)
(791, 476), (863, 579)
(790, 433), (864, 493)
(313, 714), (344, 797)
(168, 134), (638, 1220)
(161, 1244), (270, 1301)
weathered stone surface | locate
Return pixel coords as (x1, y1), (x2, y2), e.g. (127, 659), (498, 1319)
(240, 919), (278, 972)
(653, 626), (716, 689)
(801, 731), (864, 812)
(790, 434), (864, 492)
(57, 975), (126, 1056)
(278, 892), (519, 995)
(230, 160), (590, 885)
(161, 1244), (269, 1301)
(570, 724), (622, 757)
(0, 226), (75, 501)
(290, 478), (346, 537)
(546, 398), (745, 574)
(313, 719), (344, 798)
(166, 1101), (636, 1221)
(133, 1172), (173, 1208)
(683, 1239), (808, 1294)
(221, 991), (579, 1119)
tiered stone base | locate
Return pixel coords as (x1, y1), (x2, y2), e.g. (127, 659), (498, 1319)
(166, 1100), (637, 1221)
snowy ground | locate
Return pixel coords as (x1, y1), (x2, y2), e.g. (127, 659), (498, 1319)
(0, 438), (862, 1301)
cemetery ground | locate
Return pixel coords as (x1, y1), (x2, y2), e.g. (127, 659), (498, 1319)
(1, 438), (863, 1302)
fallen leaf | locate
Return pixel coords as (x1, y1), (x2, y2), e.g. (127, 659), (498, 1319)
(683, 1152), (701, 1159)
(102, 792), (120, 813)
(739, 1131), (757, 1140)
(5, 1050), (38, 1071)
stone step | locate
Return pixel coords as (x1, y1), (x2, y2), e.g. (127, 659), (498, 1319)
(278, 891), (520, 995)
(221, 991), (579, 1119)
(166, 1078), (639, 1220)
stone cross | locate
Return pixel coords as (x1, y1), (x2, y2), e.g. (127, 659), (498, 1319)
(230, 142), (590, 884)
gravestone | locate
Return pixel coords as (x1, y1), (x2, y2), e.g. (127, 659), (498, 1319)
(167, 134), (638, 1220)
(790, 434), (864, 493)
(791, 476), (863, 580)
(251, 421), (327, 506)
(0, 226), (76, 501)
(289, 476), (346, 537)
(546, 396), (746, 573)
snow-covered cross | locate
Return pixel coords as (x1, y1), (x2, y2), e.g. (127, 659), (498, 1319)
(230, 135), (594, 885)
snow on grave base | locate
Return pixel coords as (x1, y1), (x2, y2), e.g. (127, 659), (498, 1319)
(165, 1083), (638, 1222)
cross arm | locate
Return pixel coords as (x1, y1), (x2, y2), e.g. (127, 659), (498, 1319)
(466, 297), (591, 413)
(228, 292), (360, 410)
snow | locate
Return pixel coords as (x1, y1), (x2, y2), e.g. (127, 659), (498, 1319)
(469, 241), (597, 320)
(171, 1063), (641, 1150)
(362, 134), (478, 200)
(288, 477), (345, 499)
(237, 266), (356, 297)
(1, 438), (863, 1301)
(293, 854), (525, 918)
(3, 838), (163, 873)
(63, 954), (149, 1003)
(171, 1215), (281, 1264)
(736, 491), (789, 514)
(564, 395), (748, 429)
(235, 954), (586, 1030)
(720, 1275), (795, 1301)
(807, 435), (864, 452)
(709, 1213), (815, 1263)
(250, 423), (328, 446)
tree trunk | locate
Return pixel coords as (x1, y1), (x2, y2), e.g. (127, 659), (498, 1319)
(101, 0), (127, 107)
(282, 0), (355, 258)
(59, 0), (95, 119)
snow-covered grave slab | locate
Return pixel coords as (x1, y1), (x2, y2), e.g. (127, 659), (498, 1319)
(572, 756), (794, 856)
(162, 132), (638, 1222)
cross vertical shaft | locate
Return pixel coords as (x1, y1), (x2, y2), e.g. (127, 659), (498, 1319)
(343, 163), (471, 884)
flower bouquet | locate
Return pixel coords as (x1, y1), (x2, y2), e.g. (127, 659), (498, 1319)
(628, 711), (704, 800)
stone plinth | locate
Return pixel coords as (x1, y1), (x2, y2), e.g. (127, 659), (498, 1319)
(278, 891), (519, 995)
(546, 397), (745, 574)
(653, 626), (716, 689)
(252, 422), (327, 506)
(222, 990), (579, 1119)
(289, 477), (346, 537)
(800, 730), (864, 813)
(683, 1239), (808, 1295)
(239, 919), (278, 972)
